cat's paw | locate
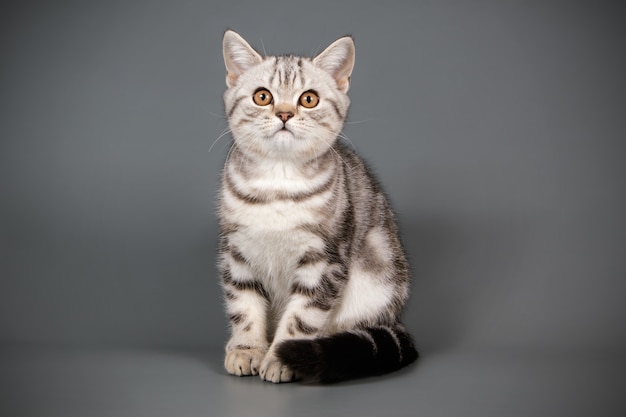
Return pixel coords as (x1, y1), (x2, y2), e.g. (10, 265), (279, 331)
(224, 347), (266, 376)
(259, 354), (297, 383)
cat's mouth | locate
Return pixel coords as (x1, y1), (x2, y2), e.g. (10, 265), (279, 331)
(274, 124), (294, 137)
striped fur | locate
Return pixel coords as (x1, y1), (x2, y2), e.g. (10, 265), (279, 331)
(219, 30), (417, 383)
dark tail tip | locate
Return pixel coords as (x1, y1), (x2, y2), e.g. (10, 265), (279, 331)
(276, 326), (418, 383)
(275, 339), (325, 380)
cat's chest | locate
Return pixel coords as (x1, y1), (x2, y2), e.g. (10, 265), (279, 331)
(223, 196), (322, 232)
(229, 226), (313, 274)
(221, 162), (333, 229)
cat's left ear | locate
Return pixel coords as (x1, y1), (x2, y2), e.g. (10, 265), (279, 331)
(313, 36), (355, 93)
(223, 30), (263, 87)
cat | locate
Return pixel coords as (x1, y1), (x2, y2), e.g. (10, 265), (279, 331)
(218, 29), (418, 383)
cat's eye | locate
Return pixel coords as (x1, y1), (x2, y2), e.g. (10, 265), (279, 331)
(299, 91), (319, 109)
(253, 89), (273, 106)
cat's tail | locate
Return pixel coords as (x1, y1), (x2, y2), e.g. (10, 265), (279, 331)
(275, 324), (418, 383)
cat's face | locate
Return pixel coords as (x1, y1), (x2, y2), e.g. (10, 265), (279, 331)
(222, 31), (355, 161)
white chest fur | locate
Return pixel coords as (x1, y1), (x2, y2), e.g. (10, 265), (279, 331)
(227, 222), (323, 308)
(221, 158), (335, 230)
(221, 159), (330, 304)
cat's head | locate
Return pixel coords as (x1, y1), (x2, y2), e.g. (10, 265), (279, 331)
(222, 30), (355, 160)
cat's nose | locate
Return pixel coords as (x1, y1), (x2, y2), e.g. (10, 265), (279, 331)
(276, 111), (294, 123)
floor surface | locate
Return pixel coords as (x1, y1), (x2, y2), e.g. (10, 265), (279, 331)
(2, 345), (624, 417)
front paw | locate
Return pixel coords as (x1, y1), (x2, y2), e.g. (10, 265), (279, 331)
(259, 354), (297, 383)
(224, 346), (266, 376)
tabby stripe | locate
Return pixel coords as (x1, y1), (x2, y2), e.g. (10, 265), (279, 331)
(294, 315), (318, 335)
(227, 95), (246, 118)
(222, 268), (269, 299)
(338, 162), (356, 247)
(291, 282), (316, 297)
(323, 243), (342, 265)
(221, 267), (233, 283)
(290, 63), (298, 86)
(229, 313), (246, 325)
(225, 166), (337, 204)
(298, 250), (326, 267)
(226, 146), (255, 180)
(296, 222), (334, 242)
(297, 58), (304, 86)
(284, 64), (292, 87)
(327, 98), (344, 120)
(224, 171), (263, 204)
(318, 121), (333, 131)
(303, 273), (342, 311)
(306, 298), (332, 311)
(234, 344), (252, 350)
(220, 222), (240, 236)
(288, 173), (336, 202)
(229, 279), (269, 300)
(268, 59), (277, 85)
(230, 247), (247, 264)
(235, 118), (253, 128)
(314, 163), (346, 235)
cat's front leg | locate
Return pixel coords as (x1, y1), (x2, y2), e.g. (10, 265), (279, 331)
(258, 299), (324, 383)
(260, 256), (346, 383)
(225, 340), (267, 377)
(221, 249), (270, 377)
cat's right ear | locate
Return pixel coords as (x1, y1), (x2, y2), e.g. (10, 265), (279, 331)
(222, 30), (263, 87)
(313, 36), (355, 93)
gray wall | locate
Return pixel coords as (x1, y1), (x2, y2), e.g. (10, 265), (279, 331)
(1, 0), (625, 352)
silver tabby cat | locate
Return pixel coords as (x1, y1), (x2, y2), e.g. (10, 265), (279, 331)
(218, 30), (417, 383)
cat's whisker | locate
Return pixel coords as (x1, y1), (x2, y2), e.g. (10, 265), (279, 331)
(209, 128), (234, 154)
(224, 140), (238, 165)
(311, 140), (322, 169)
(208, 110), (228, 119)
(234, 132), (258, 172)
(309, 123), (359, 153)
(337, 131), (358, 151)
(259, 38), (267, 56)
(311, 134), (347, 167)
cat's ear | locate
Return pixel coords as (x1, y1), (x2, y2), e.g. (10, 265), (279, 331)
(313, 36), (355, 93)
(222, 30), (263, 87)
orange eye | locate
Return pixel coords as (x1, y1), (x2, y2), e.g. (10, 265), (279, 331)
(253, 89), (273, 106)
(299, 91), (319, 108)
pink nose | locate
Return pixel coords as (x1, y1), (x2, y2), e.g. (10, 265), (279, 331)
(276, 112), (294, 122)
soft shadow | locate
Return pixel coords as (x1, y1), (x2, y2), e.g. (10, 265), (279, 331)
(400, 214), (533, 354)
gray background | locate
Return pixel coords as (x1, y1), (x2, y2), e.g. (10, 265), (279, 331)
(1, 0), (625, 416)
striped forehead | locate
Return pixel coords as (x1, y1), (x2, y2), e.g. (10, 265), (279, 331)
(265, 56), (307, 91)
